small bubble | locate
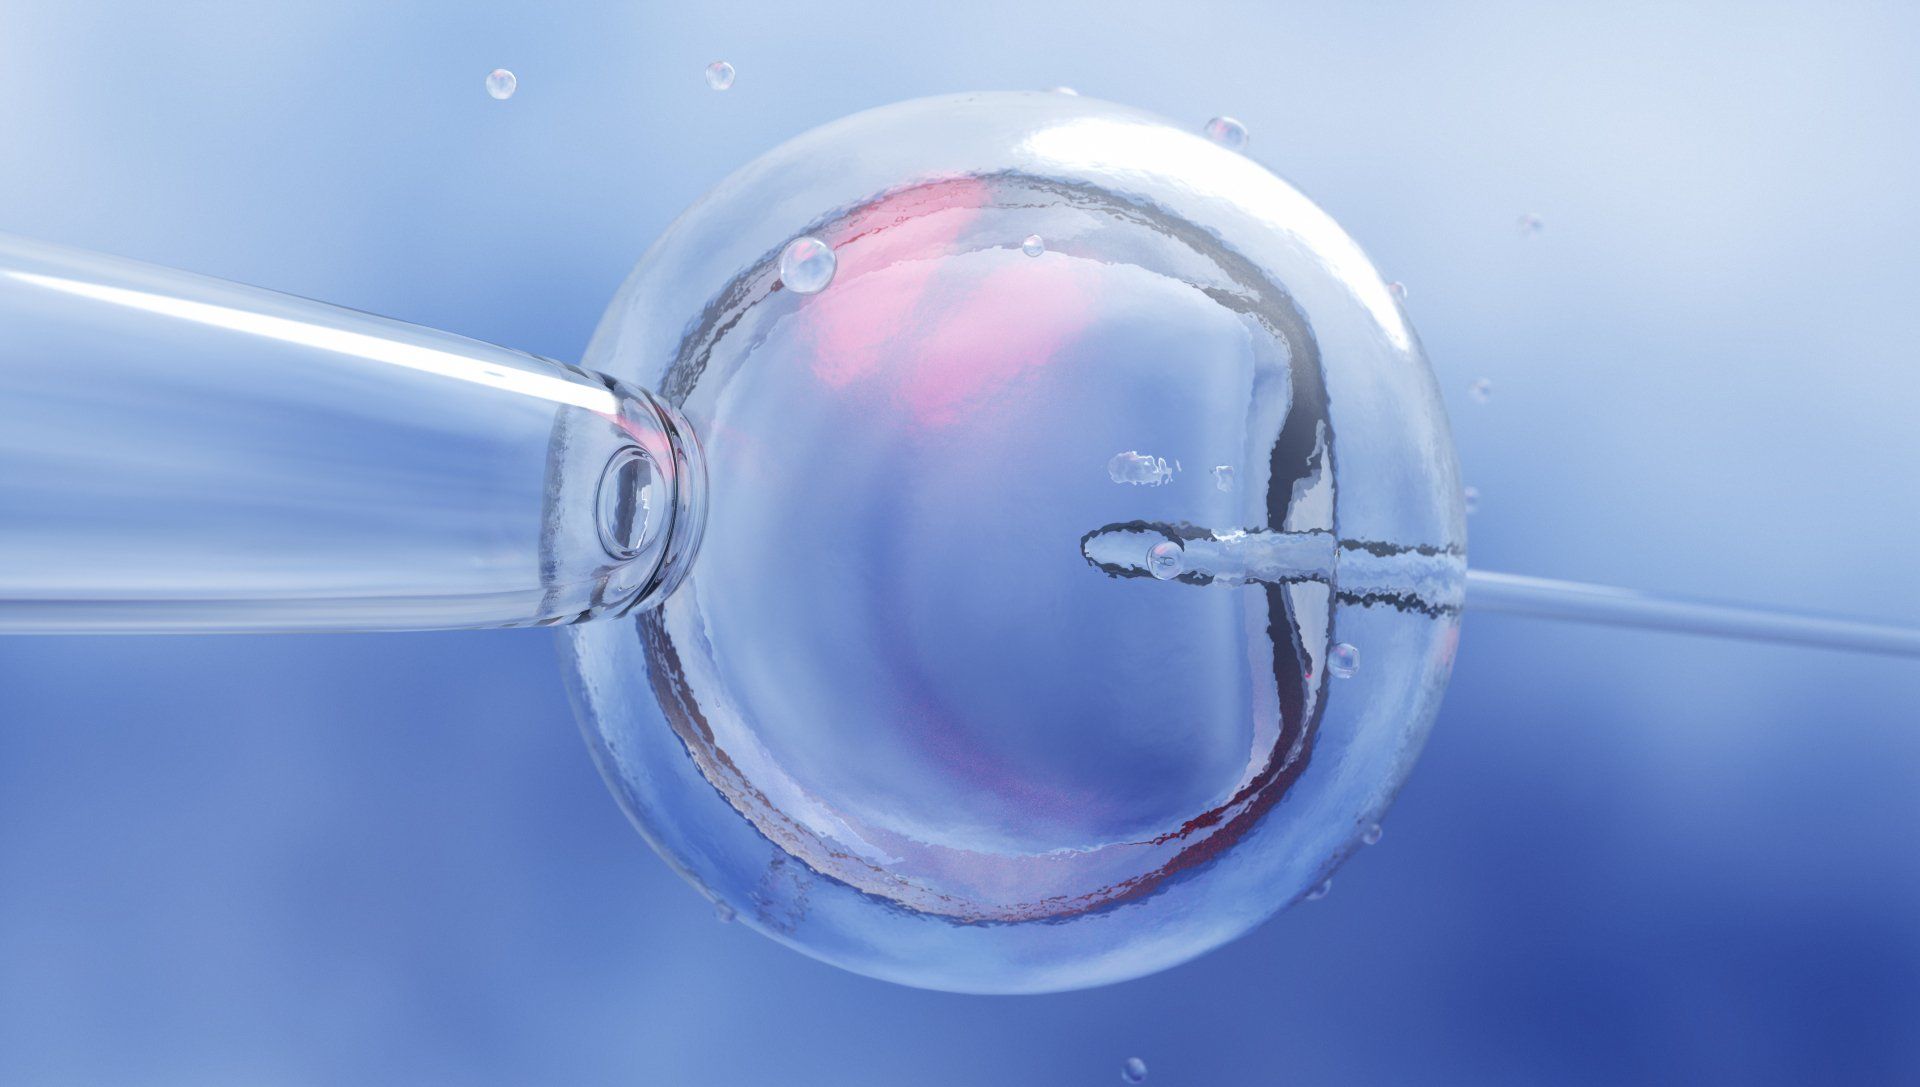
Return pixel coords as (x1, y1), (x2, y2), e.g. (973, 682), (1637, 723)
(713, 900), (737, 923)
(1212, 464), (1235, 491)
(705, 60), (736, 91)
(1517, 212), (1544, 236)
(1121, 1057), (1148, 1084)
(1203, 115), (1249, 150)
(1463, 485), (1480, 515)
(1388, 280), (1408, 300)
(1146, 541), (1185, 581)
(1107, 450), (1175, 486)
(1021, 234), (1046, 257)
(779, 236), (837, 295)
(1306, 878), (1332, 901)
(1051, 86), (1080, 96)
(484, 68), (517, 100)
(1362, 823), (1383, 845)
(1328, 642), (1359, 679)
(1469, 377), (1493, 404)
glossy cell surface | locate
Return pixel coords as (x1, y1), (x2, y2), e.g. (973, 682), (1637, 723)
(564, 92), (1465, 993)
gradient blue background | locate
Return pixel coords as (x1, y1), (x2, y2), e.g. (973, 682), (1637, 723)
(3, 2), (1918, 1083)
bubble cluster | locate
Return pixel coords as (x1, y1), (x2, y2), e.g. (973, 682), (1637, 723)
(1107, 450), (1175, 486)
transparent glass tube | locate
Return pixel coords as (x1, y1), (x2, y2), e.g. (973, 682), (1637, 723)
(1463, 570), (1920, 658)
(0, 233), (701, 633)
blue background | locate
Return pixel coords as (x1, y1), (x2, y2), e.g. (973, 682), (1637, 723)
(3, 2), (1918, 1082)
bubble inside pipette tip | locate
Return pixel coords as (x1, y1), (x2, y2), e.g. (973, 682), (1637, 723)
(1021, 234), (1046, 257)
(484, 68), (517, 100)
(779, 236), (837, 294)
(1146, 541), (1185, 581)
(1203, 115), (1249, 149)
(1362, 823), (1384, 845)
(1121, 1057), (1148, 1083)
(705, 60), (736, 91)
(1328, 642), (1359, 679)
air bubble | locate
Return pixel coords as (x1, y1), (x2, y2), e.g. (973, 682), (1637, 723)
(1328, 642), (1359, 679)
(1388, 281), (1408, 300)
(1203, 115), (1249, 150)
(1107, 450), (1175, 486)
(1362, 823), (1383, 845)
(1306, 878), (1332, 901)
(705, 60), (736, 91)
(714, 900), (737, 923)
(779, 236), (837, 295)
(1469, 377), (1493, 404)
(1146, 541), (1185, 581)
(1121, 1057), (1148, 1084)
(1517, 212), (1544, 236)
(1021, 234), (1046, 257)
(484, 68), (517, 100)
(1464, 485), (1480, 515)
(1212, 464), (1235, 491)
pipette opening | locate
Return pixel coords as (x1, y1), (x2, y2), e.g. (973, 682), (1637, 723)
(589, 379), (707, 617)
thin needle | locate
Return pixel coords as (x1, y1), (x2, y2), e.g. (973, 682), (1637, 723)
(1465, 570), (1920, 659)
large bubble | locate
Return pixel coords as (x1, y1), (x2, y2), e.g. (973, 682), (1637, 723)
(564, 92), (1465, 993)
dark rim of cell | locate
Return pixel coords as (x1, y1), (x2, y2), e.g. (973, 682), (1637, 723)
(633, 171), (1337, 924)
